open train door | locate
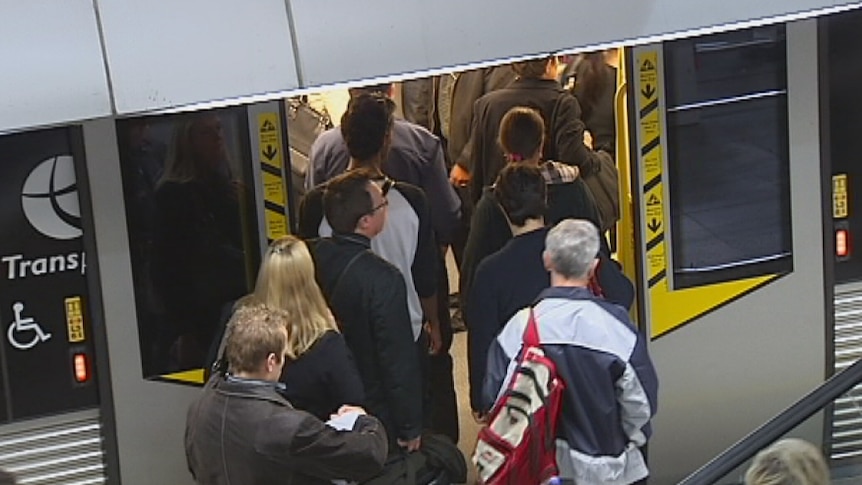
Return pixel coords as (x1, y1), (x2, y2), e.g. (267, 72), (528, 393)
(627, 22), (830, 482)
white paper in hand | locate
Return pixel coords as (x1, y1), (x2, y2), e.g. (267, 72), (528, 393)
(325, 411), (361, 431)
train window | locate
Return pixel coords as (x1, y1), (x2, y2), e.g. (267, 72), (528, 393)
(663, 25), (793, 289)
(117, 109), (260, 378)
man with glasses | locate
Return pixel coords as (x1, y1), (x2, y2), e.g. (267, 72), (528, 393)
(300, 93), (441, 357)
(301, 93), (441, 447)
(305, 169), (425, 458)
(184, 305), (388, 485)
(303, 87), (462, 443)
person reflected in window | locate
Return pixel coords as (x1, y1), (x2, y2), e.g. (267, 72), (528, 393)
(234, 235), (365, 421)
(744, 438), (829, 485)
(152, 114), (248, 371)
(119, 120), (168, 375)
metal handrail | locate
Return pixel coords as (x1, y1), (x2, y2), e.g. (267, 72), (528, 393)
(678, 357), (862, 485)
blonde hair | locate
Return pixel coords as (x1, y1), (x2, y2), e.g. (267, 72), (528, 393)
(224, 305), (288, 374)
(238, 235), (335, 359)
(744, 438), (829, 485)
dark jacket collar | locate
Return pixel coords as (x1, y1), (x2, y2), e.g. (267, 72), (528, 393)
(215, 375), (291, 407)
(535, 285), (594, 304)
(511, 77), (564, 92)
(333, 232), (372, 248)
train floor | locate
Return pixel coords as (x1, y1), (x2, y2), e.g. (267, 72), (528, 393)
(444, 250), (480, 482)
(452, 331), (480, 484)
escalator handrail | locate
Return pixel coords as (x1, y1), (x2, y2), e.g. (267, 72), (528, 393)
(678, 357), (862, 485)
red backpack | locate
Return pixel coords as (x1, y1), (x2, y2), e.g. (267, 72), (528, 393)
(473, 309), (565, 485)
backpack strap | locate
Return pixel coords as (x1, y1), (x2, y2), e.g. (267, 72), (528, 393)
(329, 250), (366, 305)
(523, 309), (540, 348)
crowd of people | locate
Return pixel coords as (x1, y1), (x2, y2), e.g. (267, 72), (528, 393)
(182, 52), (658, 485)
(178, 53), (832, 485)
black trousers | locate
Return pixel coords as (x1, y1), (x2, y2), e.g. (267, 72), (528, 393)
(423, 251), (460, 443)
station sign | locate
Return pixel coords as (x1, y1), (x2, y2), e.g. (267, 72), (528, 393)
(0, 127), (98, 422)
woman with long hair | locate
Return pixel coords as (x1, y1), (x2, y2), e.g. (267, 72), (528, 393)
(238, 235), (365, 421)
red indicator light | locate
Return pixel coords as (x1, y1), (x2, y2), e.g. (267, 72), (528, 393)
(837, 229), (850, 258)
(73, 353), (89, 383)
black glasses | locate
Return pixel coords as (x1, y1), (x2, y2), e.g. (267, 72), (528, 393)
(369, 199), (389, 214)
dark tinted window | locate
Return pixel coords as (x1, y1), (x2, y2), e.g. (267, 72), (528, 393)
(117, 109), (259, 378)
(664, 25), (792, 289)
(664, 26), (787, 107)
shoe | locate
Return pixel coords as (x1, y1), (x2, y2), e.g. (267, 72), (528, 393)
(450, 308), (466, 333)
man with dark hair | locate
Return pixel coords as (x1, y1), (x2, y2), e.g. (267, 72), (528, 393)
(305, 167), (425, 455)
(301, 94), (438, 358)
(465, 164), (549, 419)
(305, 83), (460, 245)
(300, 93), (461, 442)
(304, 87), (462, 443)
(185, 305), (387, 485)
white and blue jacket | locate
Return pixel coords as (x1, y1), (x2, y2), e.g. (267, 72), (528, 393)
(483, 286), (659, 485)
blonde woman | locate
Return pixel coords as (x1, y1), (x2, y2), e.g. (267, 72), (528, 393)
(238, 235), (365, 420)
(744, 438), (829, 485)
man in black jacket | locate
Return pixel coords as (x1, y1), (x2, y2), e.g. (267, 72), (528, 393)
(301, 94), (461, 442)
(185, 305), (387, 485)
(308, 170), (424, 454)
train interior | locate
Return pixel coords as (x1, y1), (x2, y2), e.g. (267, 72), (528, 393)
(4, 2), (862, 484)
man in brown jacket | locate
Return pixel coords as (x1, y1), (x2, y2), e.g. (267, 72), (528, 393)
(184, 305), (388, 485)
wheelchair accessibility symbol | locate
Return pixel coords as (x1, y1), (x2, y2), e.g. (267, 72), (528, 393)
(7, 302), (51, 350)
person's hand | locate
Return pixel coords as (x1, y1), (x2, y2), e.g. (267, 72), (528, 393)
(425, 320), (442, 355)
(449, 164), (471, 187)
(471, 410), (488, 425)
(332, 405), (366, 419)
(583, 130), (594, 150)
(398, 435), (422, 452)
